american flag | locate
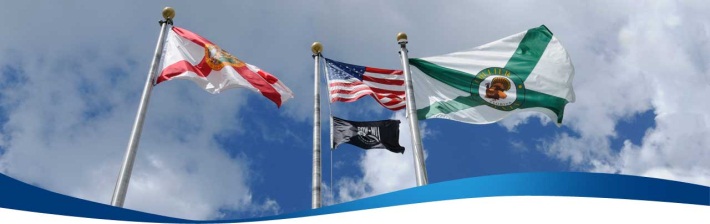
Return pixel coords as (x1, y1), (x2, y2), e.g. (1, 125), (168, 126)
(324, 58), (405, 110)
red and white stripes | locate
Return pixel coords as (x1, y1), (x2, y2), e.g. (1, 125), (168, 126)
(328, 67), (405, 110)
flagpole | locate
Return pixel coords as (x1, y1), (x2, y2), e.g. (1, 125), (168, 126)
(311, 42), (323, 209)
(110, 7), (174, 207)
(397, 32), (429, 186)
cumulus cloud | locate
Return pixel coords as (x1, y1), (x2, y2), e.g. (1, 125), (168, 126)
(528, 1), (710, 186)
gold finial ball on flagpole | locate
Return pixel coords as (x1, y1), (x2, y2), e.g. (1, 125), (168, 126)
(311, 42), (323, 54)
(162, 7), (175, 19)
(397, 32), (408, 42)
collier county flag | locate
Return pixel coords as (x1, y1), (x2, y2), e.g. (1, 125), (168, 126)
(410, 25), (575, 124)
(157, 26), (294, 107)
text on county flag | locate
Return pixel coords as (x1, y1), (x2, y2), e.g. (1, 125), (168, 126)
(409, 25), (575, 124)
(157, 26), (294, 107)
(324, 58), (405, 111)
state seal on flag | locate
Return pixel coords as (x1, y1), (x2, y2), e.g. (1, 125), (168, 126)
(204, 44), (245, 71)
(471, 67), (526, 111)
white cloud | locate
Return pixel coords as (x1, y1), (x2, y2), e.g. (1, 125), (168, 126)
(540, 134), (615, 171)
(499, 112), (551, 132)
(534, 1), (710, 186)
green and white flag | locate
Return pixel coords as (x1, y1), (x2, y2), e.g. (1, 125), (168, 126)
(409, 25), (575, 125)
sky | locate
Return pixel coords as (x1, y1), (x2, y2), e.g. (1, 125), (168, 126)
(0, 0), (709, 220)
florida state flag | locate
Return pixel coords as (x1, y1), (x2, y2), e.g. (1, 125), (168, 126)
(157, 26), (294, 107)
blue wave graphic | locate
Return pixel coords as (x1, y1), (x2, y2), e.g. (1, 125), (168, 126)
(0, 173), (190, 222)
(0, 172), (708, 222)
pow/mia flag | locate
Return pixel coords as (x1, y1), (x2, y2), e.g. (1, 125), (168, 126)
(331, 116), (405, 154)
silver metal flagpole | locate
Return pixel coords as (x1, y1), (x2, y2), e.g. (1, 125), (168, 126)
(110, 7), (174, 207)
(397, 32), (429, 186)
(311, 42), (323, 209)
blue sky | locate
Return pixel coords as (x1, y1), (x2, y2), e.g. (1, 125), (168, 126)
(1, 0), (709, 220)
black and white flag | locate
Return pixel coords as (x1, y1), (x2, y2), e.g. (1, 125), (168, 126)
(331, 116), (405, 154)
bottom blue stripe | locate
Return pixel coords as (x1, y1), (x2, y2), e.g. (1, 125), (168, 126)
(0, 172), (707, 222)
